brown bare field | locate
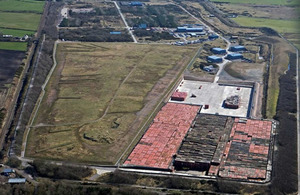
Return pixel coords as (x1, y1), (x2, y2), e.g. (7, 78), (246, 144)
(26, 42), (198, 164)
(223, 62), (265, 82)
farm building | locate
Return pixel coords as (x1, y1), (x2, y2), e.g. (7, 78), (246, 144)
(174, 115), (232, 172)
(2, 168), (15, 176)
(138, 23), (147, 29)
(208, 34), (219, 40)
(171, 91), (188, 101)
(196, 32), (206, 36)
(207, 56), (223, 63)
(130, 1), (143, 6)
(110, 31), (122, 35)
(176, 27), (203, 32)
(124, 103), (200, 170)
(8, 178), (26, 184)
(211, 48), (227, 54)
(188, 33), (197, 37)
(203, 65), (216, 72)
(186, 28), (203, 32)
(176, 27), (186, 32)
(2, 35), (13, 38)
(226, 53), (243, 60)
(229, 45), (246, 52)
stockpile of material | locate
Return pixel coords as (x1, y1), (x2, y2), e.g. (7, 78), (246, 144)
(218, 118), (272, 180)
(171, 91), (188, 101)
(224, 95), (240, 109)
(174, 114), (230, 171)
(124, 103), (200, 169)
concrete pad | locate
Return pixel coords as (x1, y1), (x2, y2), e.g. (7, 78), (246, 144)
(169, 80), (252, 117)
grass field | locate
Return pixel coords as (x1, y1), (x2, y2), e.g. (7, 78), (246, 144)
(26, 42), (197, 164)
(0, 0), (44, 13)
(0, 42), (27, 51)
(0, 28), (35, 37)
(254, 36), (295, 118)
(211, 0), (299, 5)
(233, 17), (300, 34)
(0, 12), (41, 31)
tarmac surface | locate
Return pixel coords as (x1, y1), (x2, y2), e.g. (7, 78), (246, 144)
(169, 80), (252, 117)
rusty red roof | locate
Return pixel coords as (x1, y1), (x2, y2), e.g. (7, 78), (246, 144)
(218, 118), (272, 180)
(124, 103), (200, 169)
(171, 91), (188, 101)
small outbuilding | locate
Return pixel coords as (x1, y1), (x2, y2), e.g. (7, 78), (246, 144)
(208, 34), (219, 40)
(130, 1), (143, 6)
(110, 31), (122, 35)
(229, 45), (246, 52)
(171, 91), (188, 101)
(211, 48), (227, 54)
(203, 65), (216, 72)
(8, 178), (26, 184)
(2, 168), (15, 176)
(138, 23), (147, 29)
(207, 56), (223, 63)
(176, 27), (186, 32)
(188, 32), (197, 37)
(226, 53), (243, 60)
(186, 27), (203, 32)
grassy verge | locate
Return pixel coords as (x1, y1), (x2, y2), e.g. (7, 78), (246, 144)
(0, 42), (27, 51)
(255, 36), (295, 118)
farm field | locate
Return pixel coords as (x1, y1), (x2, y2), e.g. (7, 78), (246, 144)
(0, 42), (27, 51)
(0, 50), (25, 87)
(211, 0), (299, 5)
(233, 17), (300, 34)
(223, 62), (265, 82)
(26, 42), (198, 164)
(0, 0), (44, 47)
(214, 3), (298, 20)
(0, 12), (41, 31)
(0, 0), (44, 13)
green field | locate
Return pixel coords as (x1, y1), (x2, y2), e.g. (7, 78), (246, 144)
(0, 28), (35, 37)
(26, 43), (197, 164)
(211, 0), (299, 5)
(0, 0), (44, 13)
(233, 17), (300, 34)
(0, 12), (41, 31)
(0, 42), (27, 51)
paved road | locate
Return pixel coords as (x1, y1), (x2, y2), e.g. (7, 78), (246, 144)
(113, 1), (137, 43)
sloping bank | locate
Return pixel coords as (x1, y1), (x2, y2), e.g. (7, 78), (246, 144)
(271, 52), (297, 194)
